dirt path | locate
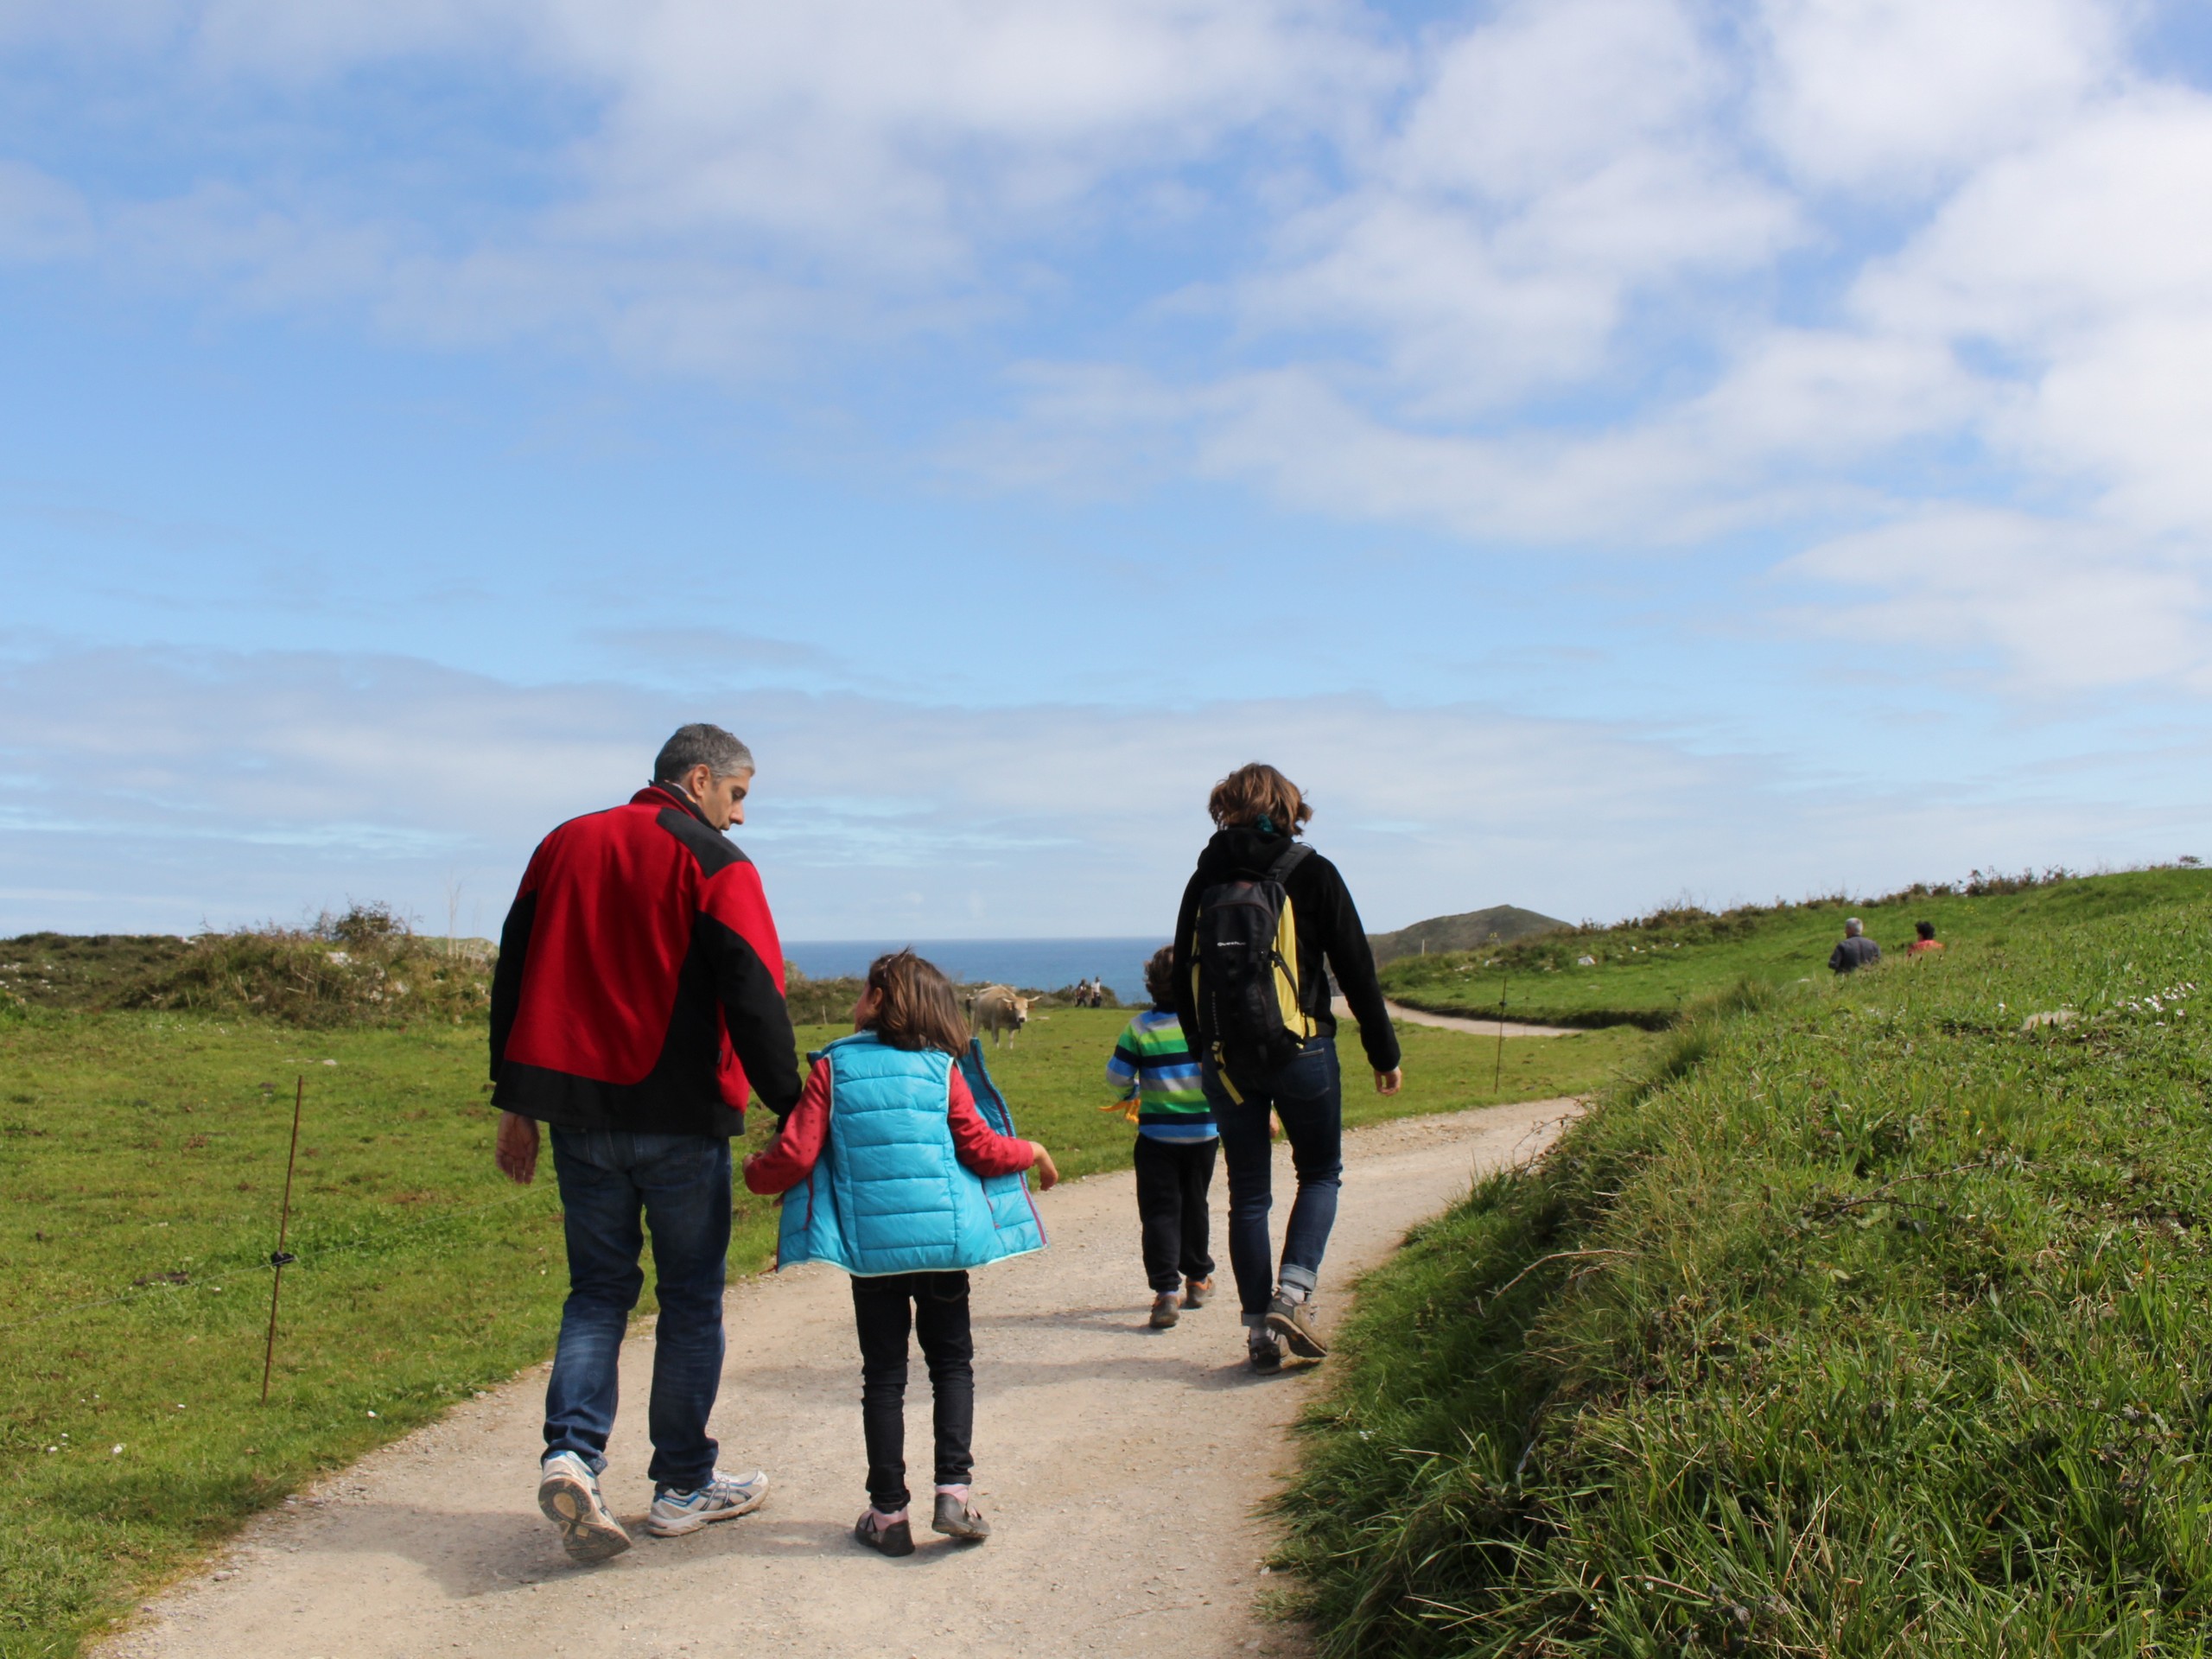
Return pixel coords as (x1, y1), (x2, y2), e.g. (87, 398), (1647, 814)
(1335, 995), (1579, 1039)
(105, 1099), (1580, 1659)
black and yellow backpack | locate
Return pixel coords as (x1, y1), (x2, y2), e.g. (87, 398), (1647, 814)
(1191, 842), (1317, 1099)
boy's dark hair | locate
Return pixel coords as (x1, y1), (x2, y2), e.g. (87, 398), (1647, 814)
(864, 949), (969, 1055)
(1206, 762), (1313, 836)
(1142, 944), (1177, 1009)
(1916, 920), (1936, 940)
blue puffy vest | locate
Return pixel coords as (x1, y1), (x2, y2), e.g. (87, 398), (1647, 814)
(775, 1034), (1048, 1276)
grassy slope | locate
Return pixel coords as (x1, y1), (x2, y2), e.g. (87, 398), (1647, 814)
(1285, 881), (2212, 1656)
(0, 1003), (1643, 1657)
(1380, 868), (2209, 1028)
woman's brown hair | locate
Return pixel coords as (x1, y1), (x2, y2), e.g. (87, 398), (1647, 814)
(1206, 762), (1313, 836)
(863, 949), (970, 1055)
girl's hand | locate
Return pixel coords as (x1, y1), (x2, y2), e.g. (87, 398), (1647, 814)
(1029, 1144), (1060, 1190)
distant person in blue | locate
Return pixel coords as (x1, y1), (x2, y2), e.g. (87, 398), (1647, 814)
(1829, 918), (1882, 974)
(742, 950), (1060, 1558)
(1172, 763), (1402, 1373)
(1107, 945), (1217, 1329)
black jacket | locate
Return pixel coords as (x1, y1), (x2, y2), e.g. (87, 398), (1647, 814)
(1171, 827), (1402, 1076)
(1829, 935), (1881, 974)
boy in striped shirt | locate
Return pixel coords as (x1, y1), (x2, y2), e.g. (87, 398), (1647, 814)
(1107, 946), (1217, 1329)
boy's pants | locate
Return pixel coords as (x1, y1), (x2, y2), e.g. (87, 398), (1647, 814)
(543, 1128), (731, 1492)
(1132, 1135), (1218, 1293)
(851, 1270), (974, 1513)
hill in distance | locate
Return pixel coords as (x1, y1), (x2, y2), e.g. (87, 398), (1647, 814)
(1369, 904), (1568, 964)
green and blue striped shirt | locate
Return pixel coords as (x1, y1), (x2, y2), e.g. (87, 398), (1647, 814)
(1106, 1008), (1215, 1142)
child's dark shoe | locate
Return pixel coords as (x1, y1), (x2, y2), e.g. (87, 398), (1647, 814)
(932, 1492), (992, 1542)
(1148, 1291), (1181, 1329)
(1248, 1332), (1284, 1373)
(1181, 1276), (1213, 1310)
(853, 1510), (914, 1557)
(1265, 1292), (1329, 1358)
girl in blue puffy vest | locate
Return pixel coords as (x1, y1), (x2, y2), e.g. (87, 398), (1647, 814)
(743, 950), (1059, 1557)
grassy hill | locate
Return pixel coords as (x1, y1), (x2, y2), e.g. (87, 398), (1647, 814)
(1381, 866), (2210, 1027)
(1370, 905), (1568, 966)
(1284, 868), (2212, 1655)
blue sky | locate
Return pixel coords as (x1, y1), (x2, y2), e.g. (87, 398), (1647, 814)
(5, 0), (2212, 941)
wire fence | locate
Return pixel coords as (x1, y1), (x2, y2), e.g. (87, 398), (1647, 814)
(0, 1180), (563, 1337)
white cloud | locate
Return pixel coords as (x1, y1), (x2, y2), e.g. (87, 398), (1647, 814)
(1782, 509), (2211, 689)
(1752, 0), (2121, 188)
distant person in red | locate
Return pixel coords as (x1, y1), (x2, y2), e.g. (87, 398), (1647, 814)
(1828, 917), (1881, 974)
(488, 723), (802, 1565)
(1908, 921), (1944, 957)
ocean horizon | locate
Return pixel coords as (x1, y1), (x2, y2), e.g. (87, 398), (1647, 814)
(782, 936), (1169, 1003)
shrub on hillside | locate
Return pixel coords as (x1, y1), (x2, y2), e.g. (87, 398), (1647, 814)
(113, 905), (493, 1027)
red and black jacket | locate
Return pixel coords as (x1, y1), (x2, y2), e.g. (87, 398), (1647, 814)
(489, 784), (802, 1135)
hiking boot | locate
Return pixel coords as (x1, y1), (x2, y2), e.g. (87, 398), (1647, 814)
(645, 1468), (769, 1537)
(932, 1492), (992, 1542)
(1265, 1293), (1329, 1359)
(1148, 1291), (1181, 1329)
(1248, 1332), (1284, 1374)
(537, 1452), (632, 1564)
(854, 1510), (915, 1557)
(1181, 1276), (1213, 1310)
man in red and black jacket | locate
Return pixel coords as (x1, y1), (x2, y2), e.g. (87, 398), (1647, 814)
(489, 722), (802, 1565)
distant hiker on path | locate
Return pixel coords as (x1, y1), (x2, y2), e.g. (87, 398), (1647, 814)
(1107, 945), (1217, 1329)
(1829, 917), (1882, 974)
(1173, 762), (1402, 1373)
(1909, 921), (1945, 957)
(489, 722), (803, 1565)
(744, 950), (1058, 1558)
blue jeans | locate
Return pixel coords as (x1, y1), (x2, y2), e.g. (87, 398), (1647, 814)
(1205, 1036), (1344, 1321)
(544, 1128), (732, 1492)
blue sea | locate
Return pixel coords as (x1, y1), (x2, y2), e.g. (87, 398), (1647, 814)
(781, 937), (1169, 1003)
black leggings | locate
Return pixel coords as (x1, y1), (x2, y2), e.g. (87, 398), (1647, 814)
(851, 1271), (974, 1512)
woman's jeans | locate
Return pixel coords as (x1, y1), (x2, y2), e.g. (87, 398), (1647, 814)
(1205, 1035), (1344, 1322)
(851, 1271), (975, 1513)
(543, 1128), (731, 1492)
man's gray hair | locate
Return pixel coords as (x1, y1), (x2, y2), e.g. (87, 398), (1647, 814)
(1844, 917), (1864, 937)
(654, 723), (754, 784)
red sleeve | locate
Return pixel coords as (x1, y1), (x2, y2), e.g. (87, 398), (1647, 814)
(946, 1067), (1037, 1179)
(742, 1058), (832, 1194)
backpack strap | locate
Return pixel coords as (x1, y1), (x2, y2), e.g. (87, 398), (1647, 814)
(1264, 842), (1313, 885)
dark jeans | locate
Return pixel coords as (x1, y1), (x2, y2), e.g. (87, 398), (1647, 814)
(1206, 1036), (1344, 1320)
(852, 1271), (975, 1513)
(1133, 1135), (1218, 1292)
(543, 1128), (731, 1491)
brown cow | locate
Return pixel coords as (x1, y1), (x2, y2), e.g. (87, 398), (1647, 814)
(968, 982), (1033, 1046)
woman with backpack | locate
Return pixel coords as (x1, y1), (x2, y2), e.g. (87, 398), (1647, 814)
(1170, 763), (1402, 1372)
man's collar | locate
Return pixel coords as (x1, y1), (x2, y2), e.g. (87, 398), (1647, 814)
(633, 781), (710, 825)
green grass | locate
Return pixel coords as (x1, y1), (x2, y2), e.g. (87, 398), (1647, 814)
(0, 1001), (1633, 1656)
(1381, 865), (2212, 1029)
(1283, 882), (2212, 1655)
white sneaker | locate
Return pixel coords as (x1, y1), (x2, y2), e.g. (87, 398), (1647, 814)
(645, 1468), (770, 1537)
(537, 1452), (632, 1564)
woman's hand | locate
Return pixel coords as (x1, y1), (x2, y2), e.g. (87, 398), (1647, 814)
(1374, 1067), (1403, 1097)
(494, 1111), (540, 1185)
(1029, 1144), (1060, 1190)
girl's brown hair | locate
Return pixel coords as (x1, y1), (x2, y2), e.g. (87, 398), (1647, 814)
(1206, 762), (1313, 836)
(863, 949), (970, 1055)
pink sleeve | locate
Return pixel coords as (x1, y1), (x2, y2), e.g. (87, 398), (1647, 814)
(945, 1066), (1037, 1179)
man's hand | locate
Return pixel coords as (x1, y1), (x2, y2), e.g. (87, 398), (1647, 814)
(1374, 1067), (1403, 1097)
(495, 1111), (540, 1185)
(1029, 1144), (1060, 1191)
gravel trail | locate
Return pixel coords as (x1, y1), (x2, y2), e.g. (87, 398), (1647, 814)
(105, 1097), (1580, 1659)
